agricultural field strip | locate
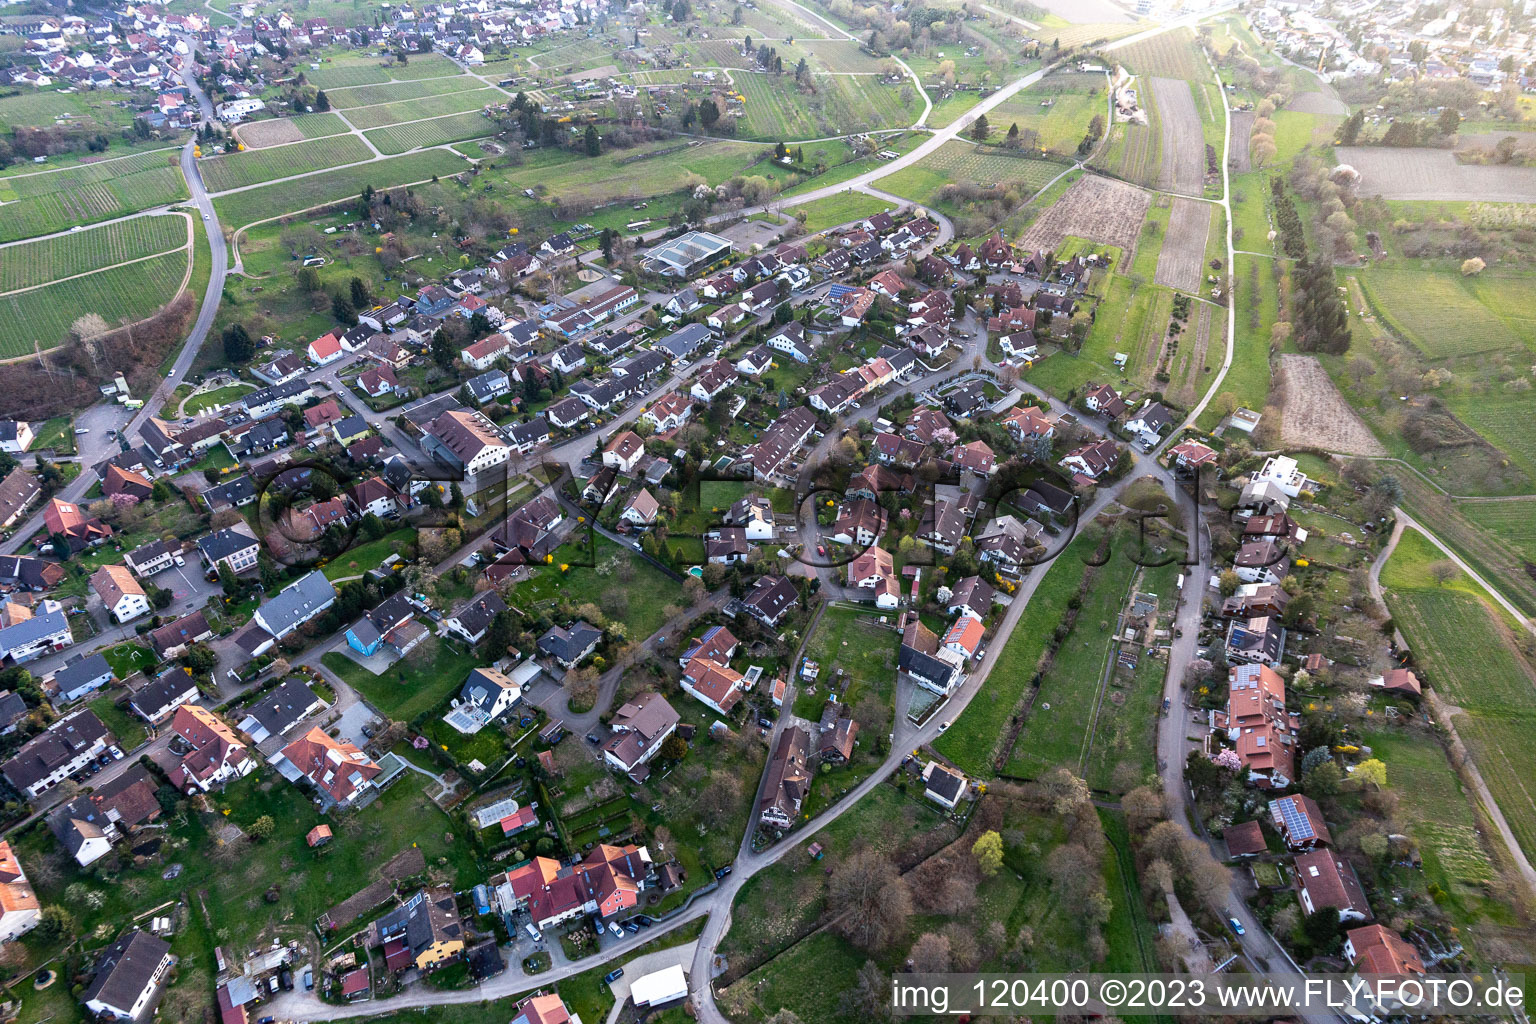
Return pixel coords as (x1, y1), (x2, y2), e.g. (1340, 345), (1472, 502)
(1153, 196), (1210, 293)
(340, 88), (505, 131)
(0, 214), (189, 293)
(198, 134), (375, 193)
(326, 74), (486, 108)
(214, 149), (468, 231)
(1148, 76), (1204, 196)
(0, 250), (190, 359)
(1334, 147), (1536, 204)
(204, 141), (469, 198)
(0, 146), (182, 192)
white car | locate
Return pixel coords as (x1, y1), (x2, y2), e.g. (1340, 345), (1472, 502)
(938, 720), (951, 732)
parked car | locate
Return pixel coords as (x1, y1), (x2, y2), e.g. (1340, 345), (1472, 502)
(608, 921), (625, 938)
(1228, 917), (1245, 937)
(714, 863), (733, 879)
(624, 921), (640, 933)
(604, 968), (624, 984)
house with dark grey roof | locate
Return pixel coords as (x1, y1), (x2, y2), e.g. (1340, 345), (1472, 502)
(537, 621), (602, 669)
(2, 708), (116, 799)
(654, 323), (713, 363)
(236, 678), (324, 744)
(200, 475), (257, 512)
(0, 608), (72, 665)
(128, 673), (200, 725)
(124, 539), (176, 578)
(196, 522), (260, 575)
(0, 691), (27, 735)
(445, 591), (509, 645)
(46, 654), (114, 703)
(253, 571), (336, 640)
(82, 928), (174, 1022)
(743, 575), (798, 628)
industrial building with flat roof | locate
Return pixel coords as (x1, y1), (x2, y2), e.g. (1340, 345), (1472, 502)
(642, 231), (733, 278)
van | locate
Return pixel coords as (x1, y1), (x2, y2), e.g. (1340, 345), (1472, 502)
(524, 923), (542, 943)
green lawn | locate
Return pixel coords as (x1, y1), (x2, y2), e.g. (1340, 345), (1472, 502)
(103, 642), (157, 680)
(321, 638), (481, 721)
(787, 192), (893, 234)
(9, 758), (481, 965)
(509, 537), (685, 641)
(1005, 534), (1140, 780)
(793, 605), (898, 719)
(321, 527), (417, 580)
(183, 382), (254, 415)
(88, 692), (148, 751)
(933, 527), (1099, 776)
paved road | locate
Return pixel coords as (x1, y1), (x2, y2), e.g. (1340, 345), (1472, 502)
(0, 46), (229, 559)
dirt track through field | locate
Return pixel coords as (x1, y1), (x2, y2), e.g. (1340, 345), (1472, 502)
(1230, 110), (1254, 172)
(1336, 146), (1536, 203)
(234, 119), (305, 148)
(1021, 174), (1149, 253)
(1154, 197), (1210, 293)
(1287, 90), (1348, 116)
(1148, 77), (1203, 195)
(1278, 354), (1386, 456)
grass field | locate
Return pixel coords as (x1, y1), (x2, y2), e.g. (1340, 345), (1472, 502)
(343, 88), (502, 131)
(933, 526), (1100, 776)
(787, 192), (893, 234)
(0, 151), (188, 243)
(0, 250), (189, 358)
(0, 215), (187, 292)
(793, 605), (898, 719)
(1005, 535), (1140, 779)
(215, 149), (468, 229)
(731, 72), (915, 140)
(1362, 729), (1506, 927)
(988, 71), (1107, 157)
(366, 110), (497, 154)
(508, 536), (684, 641)
(1380, 526), (1536, 866)
(880, 140), (1060, 211)
(1114, 28), (1203, 79)
(1359, 267), (1526, 359)
(307, 52), (462, 89)
(199, 134), (374, 192)
(1197, 252), (1274, 430)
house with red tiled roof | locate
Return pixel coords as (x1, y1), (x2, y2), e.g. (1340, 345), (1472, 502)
(681, 657), (745, 715)
(848, 545), (898, 609)
(1170, 440), (1219, 469)
(490, 843), (654, 929)
(102, 465), (153, 501)
(1216, 664), (1299, 788)
(167, 705), (253, 793)
(1294, 848), (1371, 921)
(1345, 924), (1424, 976)
(276, 727), (380, 808)
(941, 615), (985, 660)
(42, 498), (111, 551)
(0, 839), (41, 942)
(307, 331), (343, 366)
(1002, 405), (1054, 442)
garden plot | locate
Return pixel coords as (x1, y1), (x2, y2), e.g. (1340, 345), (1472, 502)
(1276, 354), (1386, 456)
(1287, 90), (1348, 115)
(1230, 110), (1254, 171)
(1336, 146), (1536, 203)
(1153, 197), (1210, 293)
(1148, 77), (1204, 194)
(1020, 173), (1149, 252)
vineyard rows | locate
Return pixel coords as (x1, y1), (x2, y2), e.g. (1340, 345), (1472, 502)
(366, 112), (496, 155)
(0, 163), (187, 244)
(214, 149), (468, 229)
(344, 88), (502, 130)
(0, 250), (188, 358)
(0, 215), (187, 293)
(200, 135), (374, 193)
(330, 74), (482, 109)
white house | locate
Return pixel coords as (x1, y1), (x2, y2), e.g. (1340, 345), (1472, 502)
(306, 331), (343, 366)
(90, 565), (149, 624)
(82, 929), (174, 1021)
(1254, 455), (1313, 498)
(602, 431), (646, 474)
(0, 841), (40, 942)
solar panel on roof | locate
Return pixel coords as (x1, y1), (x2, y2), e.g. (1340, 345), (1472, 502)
(1276, 797), (1315, 840)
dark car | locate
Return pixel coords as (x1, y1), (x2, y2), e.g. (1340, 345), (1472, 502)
(714, 863), (733, 879)
(635, 916), (652, 928)
(604, 968), (624, 984)
(625, 921), (640, 933)
(586, 732), (600, 744)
